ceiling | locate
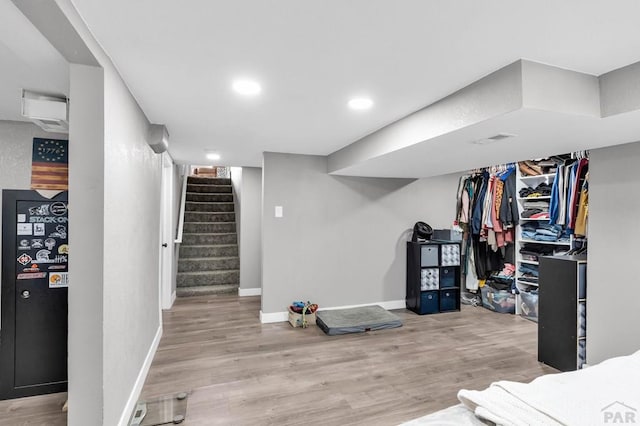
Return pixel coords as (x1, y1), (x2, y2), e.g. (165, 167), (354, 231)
(73, 0), (640, 166)
(334, 108), (640, 178)
(0, 1), (68, 122)
(65, 1), (640, 167)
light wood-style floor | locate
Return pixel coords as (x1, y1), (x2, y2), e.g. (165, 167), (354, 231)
(141, 295), (555, 425)
(0, 295), (555, 425)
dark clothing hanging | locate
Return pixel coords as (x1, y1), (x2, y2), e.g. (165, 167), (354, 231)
(499, 172), (518, 228)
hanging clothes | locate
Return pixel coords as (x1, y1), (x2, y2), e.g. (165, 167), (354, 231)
(549, 165), (564, 225)
(499, 170), (518, 229)
(568, 158), (589, 231)
(575, 172), (589, 237)
(456, 165), (516, 282)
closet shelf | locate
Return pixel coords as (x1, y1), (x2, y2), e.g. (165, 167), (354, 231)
(518, 196), (551, 201)
(517, 279), (539, 287)
(520, 217), (551, 221)
(519, 173), (556, 181)
(519, 239), (571, 246)
(519, 259), (539, 265)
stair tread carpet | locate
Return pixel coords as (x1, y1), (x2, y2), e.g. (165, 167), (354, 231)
(178, 175), (240, 297)
(187, 177), (231, 184)
(182, 232), (237, 236)
(179, 256), (239, 261)
(178, 269), (239, 275)
(186, 201), (234, 205)
(184, 221), (236, 225)
(180, 243), (237, 248)
(176, 285), (238, 296)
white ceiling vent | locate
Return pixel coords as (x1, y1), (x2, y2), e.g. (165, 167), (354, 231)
(471, 133), (517, 145)
(21, 90), (69, 134)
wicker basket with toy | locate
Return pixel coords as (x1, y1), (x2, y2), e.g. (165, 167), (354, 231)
(288, 301), (318, 328)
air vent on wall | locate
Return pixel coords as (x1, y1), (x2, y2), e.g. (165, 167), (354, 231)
(471, 133), (517, 145)
(21, 90), (69, 134)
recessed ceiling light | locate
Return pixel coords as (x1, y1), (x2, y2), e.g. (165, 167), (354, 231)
(232, 79), (261, 96)
(206, 153), (221, 160)
(348, 97), (374, 110)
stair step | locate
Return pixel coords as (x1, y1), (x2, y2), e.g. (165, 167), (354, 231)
(187, 184), (232, 194)
(184, 212), (235, 223)
(177, 270), (239, 287)
(183, 222), (236, 233)
(186, 192), (233, 202)
(188, 177), (231, 185)
(186, 201), (234, 213)
(179, 244), (238, 258)
(182, 233), (237, 245)
(178, 256), (239, 272)
(177, 284), (238, 297)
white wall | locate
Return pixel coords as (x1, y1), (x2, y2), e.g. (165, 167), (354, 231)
(239, 167), (262, 290)
(102, 60), (162, 426)
(36, 2), (166, 424)
(587, 140), (640, 364)
(68, 63), (105, 425)
(0, 121), (67, 324)
(261, 152), (460, 314)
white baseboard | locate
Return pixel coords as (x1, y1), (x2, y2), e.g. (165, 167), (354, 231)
(117, 325), (163, 426)
(259, 300), (405, 324)
(239, 287), (262, 297)
(260, 310), (289, 323)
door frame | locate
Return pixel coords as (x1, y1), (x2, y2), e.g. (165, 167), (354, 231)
(0, 190), (68, 400)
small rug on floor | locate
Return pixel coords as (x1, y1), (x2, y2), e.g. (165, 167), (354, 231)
(315, 305), (403, 336)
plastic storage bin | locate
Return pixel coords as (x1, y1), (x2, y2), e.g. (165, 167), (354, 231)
(481, 285), (515, 314)
(420, 268), (439, 290)
(440, 244), (460, 266)
(420, 245), (439, 267)
(578, 339), (586, 369)
(578, 302), (586, 337)
(439, 267), (456, 288)
(419, 291), (439, 314)
(520, 290), (539, 322)
(439, 289), (458, 312)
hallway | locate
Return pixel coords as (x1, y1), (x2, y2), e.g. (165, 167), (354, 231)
(140, 295), (554, 425)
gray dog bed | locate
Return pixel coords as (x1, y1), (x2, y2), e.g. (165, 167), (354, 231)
(315, 305), (403, 335)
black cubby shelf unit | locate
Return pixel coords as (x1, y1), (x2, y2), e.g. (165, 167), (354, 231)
(406, 240), (462, 315)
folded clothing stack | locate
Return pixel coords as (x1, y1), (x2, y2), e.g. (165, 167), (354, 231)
(518, 263), (539, 283)
(521, 223), (567, 242)
(518, 159), (560, 176)
(519, 183), (552, 198)
(521, 199), (550, 219)
(519, 242), (567, 261)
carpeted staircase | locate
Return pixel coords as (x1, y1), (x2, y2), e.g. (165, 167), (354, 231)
(177, 176), (239, 297)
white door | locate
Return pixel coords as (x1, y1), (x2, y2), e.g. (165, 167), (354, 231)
(160, 152), (175, 309)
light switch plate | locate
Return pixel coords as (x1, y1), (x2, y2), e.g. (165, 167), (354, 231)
(275, 206), (283, 218)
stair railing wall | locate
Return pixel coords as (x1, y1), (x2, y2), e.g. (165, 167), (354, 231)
(175, 171), (189, 244)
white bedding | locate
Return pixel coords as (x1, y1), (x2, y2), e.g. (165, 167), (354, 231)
(399, 404), (487, 425)
(402, 350), (640, 426)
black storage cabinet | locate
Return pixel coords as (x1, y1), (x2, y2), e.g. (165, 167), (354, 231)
(538, 255), (587, 371)
(406, 240), (461, 315)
